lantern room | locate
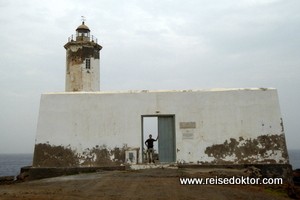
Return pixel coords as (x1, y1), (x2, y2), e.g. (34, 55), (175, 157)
(76, 22), (90, 41)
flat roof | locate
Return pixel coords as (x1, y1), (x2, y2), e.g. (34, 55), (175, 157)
(43, 88), (276, 95)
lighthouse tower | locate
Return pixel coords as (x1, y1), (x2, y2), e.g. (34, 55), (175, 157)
(64, 21), (102, 92)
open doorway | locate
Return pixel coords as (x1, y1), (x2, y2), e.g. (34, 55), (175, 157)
(142, 115), (176, 163)
(142, 117), (159, 163)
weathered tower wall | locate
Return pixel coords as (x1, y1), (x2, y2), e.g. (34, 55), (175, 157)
(64, 42), (101, 92)
(64, 22), (102, 92)
(32, 88), (289, 167)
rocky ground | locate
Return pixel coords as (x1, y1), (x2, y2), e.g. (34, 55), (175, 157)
(0, 167), (299, 200)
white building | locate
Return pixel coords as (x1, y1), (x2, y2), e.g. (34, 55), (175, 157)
(32, 23), (289, 168)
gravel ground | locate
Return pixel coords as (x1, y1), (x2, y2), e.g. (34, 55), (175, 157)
(0, 168), (296, 200)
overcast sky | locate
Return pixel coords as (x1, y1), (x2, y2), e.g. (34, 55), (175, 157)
(0, 0), (299, 153)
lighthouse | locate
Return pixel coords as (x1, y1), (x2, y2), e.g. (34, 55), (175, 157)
(64, 21), (102, 92)
(31, 20), (289, 180)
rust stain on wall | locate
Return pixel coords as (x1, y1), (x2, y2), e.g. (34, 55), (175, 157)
(33, 143), (79, 167)
(80, 145), (126, 166)
(65, 42), (101, 92)
(33, 143), (127, 167)
(66, 45), (100, 73)
(280, 118), (285, 132)
(204, 134), (288, 164)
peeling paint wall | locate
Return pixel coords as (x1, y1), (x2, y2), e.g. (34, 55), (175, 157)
(204, 134), (288, 164)
(64, 41), (102, 92)
(33, 89), (289, 167)
(33, 143), (127, 167)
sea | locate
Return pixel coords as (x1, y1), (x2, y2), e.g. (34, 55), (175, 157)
(0, 150), (299, 177)
(0, 154), (33, 177)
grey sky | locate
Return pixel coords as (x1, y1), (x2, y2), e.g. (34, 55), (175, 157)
(0, 0), (299, 153)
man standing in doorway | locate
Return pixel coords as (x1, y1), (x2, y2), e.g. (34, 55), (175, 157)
(145, 134), (158, 163)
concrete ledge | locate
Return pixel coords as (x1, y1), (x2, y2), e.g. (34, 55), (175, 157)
(0, 176), (15, 185)
(129, 163), (178, 170)
(22, 166), (125, 180)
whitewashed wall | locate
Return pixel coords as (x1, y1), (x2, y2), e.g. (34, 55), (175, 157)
(33, 88), (289, 167)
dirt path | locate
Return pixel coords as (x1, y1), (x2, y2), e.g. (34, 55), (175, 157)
(0, 168), (293, 200)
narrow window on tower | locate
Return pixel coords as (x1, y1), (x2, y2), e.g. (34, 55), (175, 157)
(86, 58), (91, 69)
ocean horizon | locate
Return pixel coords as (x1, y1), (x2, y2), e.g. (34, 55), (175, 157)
(0, 149), (299, 177)
(0, 154), (33, 177)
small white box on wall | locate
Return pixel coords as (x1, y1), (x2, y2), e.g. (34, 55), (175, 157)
(125, 149), (138, 164)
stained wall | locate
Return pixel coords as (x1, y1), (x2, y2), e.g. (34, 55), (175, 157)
(65, 42), (101, 92)
(32, 88), (289, 167)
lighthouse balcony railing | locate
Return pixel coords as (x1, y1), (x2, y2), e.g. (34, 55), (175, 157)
(67, 34), (98, 43)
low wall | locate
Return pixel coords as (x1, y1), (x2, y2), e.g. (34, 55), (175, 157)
(22, 166), (125, 180)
